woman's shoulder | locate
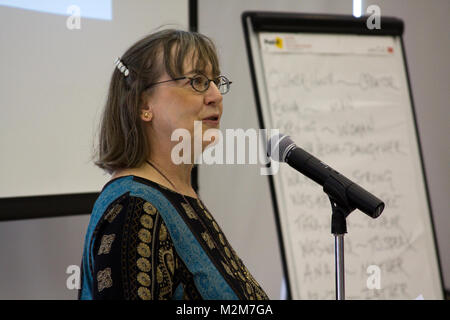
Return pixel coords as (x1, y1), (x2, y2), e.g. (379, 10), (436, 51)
(94, 174), (190, 220)
(100, 174), (181, 200)
(90, 173), (203, 247)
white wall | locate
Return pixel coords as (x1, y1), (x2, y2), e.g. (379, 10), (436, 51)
(0, 215), (90, 299)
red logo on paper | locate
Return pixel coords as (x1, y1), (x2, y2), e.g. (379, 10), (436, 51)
(387, 47), (394, 53)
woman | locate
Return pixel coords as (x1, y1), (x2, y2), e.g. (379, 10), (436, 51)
(79, 29), (269, 300)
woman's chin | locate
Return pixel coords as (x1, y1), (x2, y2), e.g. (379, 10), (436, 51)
(202, 119), (220, 128)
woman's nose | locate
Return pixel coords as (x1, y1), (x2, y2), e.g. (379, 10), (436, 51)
(204, 81), (223, 105)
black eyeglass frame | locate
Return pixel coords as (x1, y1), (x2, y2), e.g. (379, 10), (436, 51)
(144, 75), (232, 94)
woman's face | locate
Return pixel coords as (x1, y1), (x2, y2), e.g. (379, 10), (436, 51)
(144, 54), (223, 159)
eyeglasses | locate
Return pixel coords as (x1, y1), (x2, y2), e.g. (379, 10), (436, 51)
(145, 75), (232, 95)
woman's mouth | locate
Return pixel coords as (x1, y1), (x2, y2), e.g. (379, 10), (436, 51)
(202, 115), (220, 126)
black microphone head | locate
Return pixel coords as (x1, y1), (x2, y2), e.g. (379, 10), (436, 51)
(267, 133), (296, 162)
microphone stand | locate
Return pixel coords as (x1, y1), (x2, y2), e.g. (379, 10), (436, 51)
(323, 176), (356, 300)
(269, 135), (384, 299)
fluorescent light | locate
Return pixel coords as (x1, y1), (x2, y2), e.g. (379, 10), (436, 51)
(353, 0), (362, 18)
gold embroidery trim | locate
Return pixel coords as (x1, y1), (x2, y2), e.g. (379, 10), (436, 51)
(137, 272), (151, 287)
(137, 243), (151, 258)
(98, 234), (116, 255)
(160, 249), (175, 275)
(201, 232), (215, 249)
(203, 209), (213, 221)
(105, 204), (122, 223)
(138, 228), (151, 243)
(222, 261), (234, 278)
(224, 246), (231, 258)
(159, 224), (168, 241)
(156, 266), (163, 284)
(196, 198), (204, 209)
(143, 202), (157, 215)
(140, 214), (153, 229)
(219, 233), (226, 245)
(181, 202), (197, 220)
(138, 287), (151, 300)
(97, 268), (113, 292)
(157, 247), (174, 299)
(137, 257), (151, 272)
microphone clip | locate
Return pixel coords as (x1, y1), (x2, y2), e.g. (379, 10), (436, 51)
(323, 175), (356, 235)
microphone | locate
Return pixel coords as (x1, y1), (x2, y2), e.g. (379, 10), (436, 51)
(267, 133), (384, 219)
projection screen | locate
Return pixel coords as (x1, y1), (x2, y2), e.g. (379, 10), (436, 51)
(0, 0), (188, 200)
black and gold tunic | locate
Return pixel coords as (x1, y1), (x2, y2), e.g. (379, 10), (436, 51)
(79, 175), (269, 300)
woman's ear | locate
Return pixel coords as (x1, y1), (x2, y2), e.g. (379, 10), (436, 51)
(140, 106), (153, 122)
(140, 94), (153, 122)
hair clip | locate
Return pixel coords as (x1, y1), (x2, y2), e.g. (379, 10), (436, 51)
(114, 57), (130, 77)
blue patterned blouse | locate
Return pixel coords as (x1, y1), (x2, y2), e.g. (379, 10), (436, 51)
(78, 175), (268, 300)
